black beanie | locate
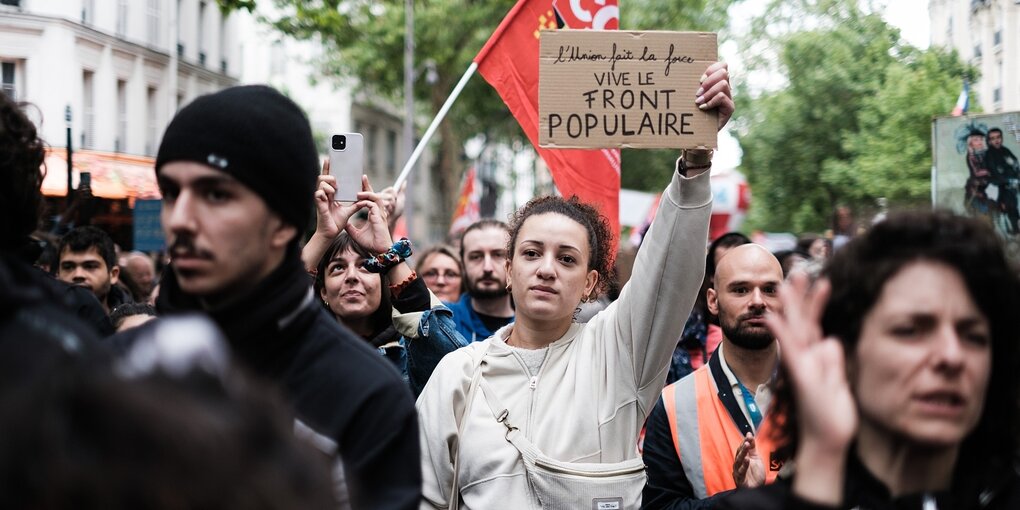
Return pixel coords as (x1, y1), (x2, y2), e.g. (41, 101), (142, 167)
(155, 85), (318, 235)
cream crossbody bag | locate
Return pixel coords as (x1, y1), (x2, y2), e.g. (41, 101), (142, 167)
(448, 344), (646, 510)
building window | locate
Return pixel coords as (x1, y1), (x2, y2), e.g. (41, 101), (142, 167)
(974, 44), (982, 58)
(386, 129), (397, 175)
(176, 0), (184, 57)
(1, 62), (16, 100)
(147, 0), (160, 46)
(146, 87), (157, 155)
(366, 125), (377, 172)
(994, 87), (1002, 103)
(1, 0), (22, 7)
(82, 0), (94, 24)
(82, 71), (95, 149)
(116, 0), (128, 36)
(116, 80), (128, 152)
(176, 92), (184, 112)
(219, 14), (228, 74)
(198, 1), (207, 66)
(994, 30), (1002, 47)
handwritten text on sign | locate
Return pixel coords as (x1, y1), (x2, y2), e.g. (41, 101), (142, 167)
(539, 30), (718, 149)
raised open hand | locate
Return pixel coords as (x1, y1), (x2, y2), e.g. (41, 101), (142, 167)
(766, 275), (857, 453)
(765, 274), (856, 505)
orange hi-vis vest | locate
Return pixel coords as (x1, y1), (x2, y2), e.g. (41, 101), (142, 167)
(661, 353), (782, 498)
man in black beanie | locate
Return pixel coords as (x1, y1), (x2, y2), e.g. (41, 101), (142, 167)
(149, 85), (421, 509)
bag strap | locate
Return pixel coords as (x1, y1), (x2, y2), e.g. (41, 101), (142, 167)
(448, 343), (491, 510)
(477, 376), (543, 466)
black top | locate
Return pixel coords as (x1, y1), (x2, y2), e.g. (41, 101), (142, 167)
(0, 252), (107, 387)
(118, 249), (422, 510)
(475, 310), (513, 334)
(716, 450), (1020, 510)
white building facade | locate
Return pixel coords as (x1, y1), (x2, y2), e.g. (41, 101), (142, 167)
(930, 0), (1020, 112)
(0, 0), (242, 157)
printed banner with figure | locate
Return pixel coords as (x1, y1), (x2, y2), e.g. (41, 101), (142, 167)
(933, 112), (1020, 257)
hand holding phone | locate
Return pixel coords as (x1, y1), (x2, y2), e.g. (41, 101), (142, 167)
(328, 133), (364, 202)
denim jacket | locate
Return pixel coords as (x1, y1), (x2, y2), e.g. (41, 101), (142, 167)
(392, 291), (469, 397)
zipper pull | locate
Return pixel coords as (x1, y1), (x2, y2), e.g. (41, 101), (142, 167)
(529, 376), (538, 390)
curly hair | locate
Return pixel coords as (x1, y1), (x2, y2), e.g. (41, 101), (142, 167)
(769, 210), (1020, 478)
(507, 195), (616, 301)
(0, 94), (46, 249)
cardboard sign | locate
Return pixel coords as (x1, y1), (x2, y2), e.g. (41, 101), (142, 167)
(539, 30), (718, 149)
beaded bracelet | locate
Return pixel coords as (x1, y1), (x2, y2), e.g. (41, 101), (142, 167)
(363, 238), (413, 273)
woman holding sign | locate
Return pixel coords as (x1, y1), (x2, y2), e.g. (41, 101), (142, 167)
(416, 62), (733, 509)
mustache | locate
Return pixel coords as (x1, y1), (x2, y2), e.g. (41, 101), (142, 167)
(168, 236), (212, 259)
(736, 310), (767, 322)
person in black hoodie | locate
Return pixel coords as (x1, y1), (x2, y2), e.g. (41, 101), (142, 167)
(134, 85), (420, 509)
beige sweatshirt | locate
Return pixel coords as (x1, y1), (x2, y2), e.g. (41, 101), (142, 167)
(417, 166), (712, 509)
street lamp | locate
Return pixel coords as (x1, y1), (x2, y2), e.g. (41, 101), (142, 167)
(65, 105), (73, 206)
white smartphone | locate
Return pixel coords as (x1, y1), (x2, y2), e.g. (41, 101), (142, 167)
(328, 133), (364, 202)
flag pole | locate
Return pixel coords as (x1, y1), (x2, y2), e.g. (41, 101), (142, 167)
(393, 62), (478, 190)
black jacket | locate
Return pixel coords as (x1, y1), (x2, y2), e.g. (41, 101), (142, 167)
(0, 252), (107, 386)
(715, 451), (1020, 510)
(119, 249), (422, 510)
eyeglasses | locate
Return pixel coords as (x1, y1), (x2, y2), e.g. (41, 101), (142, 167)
(421, 270), (462, 281)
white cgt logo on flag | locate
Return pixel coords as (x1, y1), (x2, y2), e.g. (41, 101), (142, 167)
(554, 0), (619, 30)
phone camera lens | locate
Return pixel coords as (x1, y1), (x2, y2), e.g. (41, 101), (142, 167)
(331, 135), (347, 151)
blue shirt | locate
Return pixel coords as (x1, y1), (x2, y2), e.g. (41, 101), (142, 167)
(445, 293), (514, 342)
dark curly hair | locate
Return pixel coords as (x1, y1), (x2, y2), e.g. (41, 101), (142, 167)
(770, 210), (1020, 479)
(0, 94), (46, 249)
(312, 232), (392, 340)
(507, 195), (616, 301)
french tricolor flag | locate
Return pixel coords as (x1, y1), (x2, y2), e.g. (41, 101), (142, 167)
(952, 80), (970, 116)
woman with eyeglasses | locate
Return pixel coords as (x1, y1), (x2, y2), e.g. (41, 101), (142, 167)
(416, 245), (464, 303)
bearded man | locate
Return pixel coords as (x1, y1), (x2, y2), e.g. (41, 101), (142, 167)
(641, 244), (785, 509)
(447, 220), (515, 342)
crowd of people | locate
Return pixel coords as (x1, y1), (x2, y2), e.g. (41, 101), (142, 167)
(1, 58), (1019, 510)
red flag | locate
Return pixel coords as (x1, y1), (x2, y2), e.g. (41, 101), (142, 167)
(450, 166), (481, 236)
(473, 0), (622, 254)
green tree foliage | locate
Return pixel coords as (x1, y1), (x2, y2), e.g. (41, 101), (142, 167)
(736, 0), (973, 232)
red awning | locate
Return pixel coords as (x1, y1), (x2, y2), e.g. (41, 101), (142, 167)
(42, 148), (161, 200)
